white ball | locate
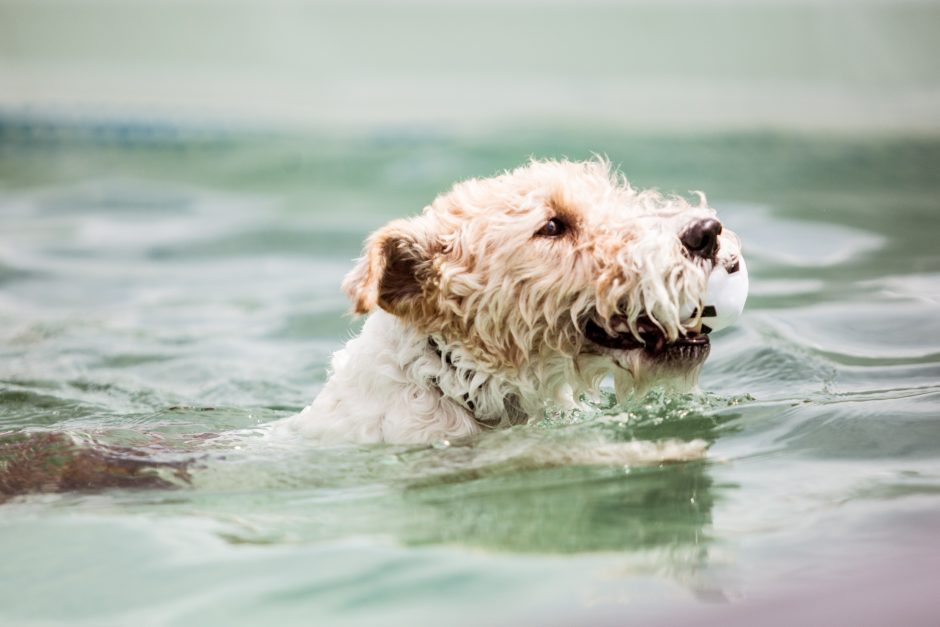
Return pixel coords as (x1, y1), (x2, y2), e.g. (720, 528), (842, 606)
(701, 257), (748, 333)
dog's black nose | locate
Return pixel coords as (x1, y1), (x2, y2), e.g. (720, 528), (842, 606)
(680, 218), (722, 259)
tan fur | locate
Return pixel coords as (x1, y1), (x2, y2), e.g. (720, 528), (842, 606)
(345, 158), (737, 378)
(284, 158), (743, 444)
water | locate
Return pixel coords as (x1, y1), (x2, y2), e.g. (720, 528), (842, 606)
(2, 125), (939, 625)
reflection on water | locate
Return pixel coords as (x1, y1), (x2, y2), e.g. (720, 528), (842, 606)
(1, 127), (939, 624)
(402, 459), (716, 555)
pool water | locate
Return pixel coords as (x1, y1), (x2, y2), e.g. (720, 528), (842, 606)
(2, 125), (939, 625)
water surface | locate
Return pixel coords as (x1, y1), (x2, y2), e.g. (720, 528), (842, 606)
(1, 125), (939, 625)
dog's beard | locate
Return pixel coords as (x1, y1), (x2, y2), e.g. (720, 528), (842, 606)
(609, 348), (707, 400)
(564, 347), (706, 409)
(556, 271), (713, 405)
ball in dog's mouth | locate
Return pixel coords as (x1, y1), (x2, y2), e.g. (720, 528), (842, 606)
(584, 315), (711, 363)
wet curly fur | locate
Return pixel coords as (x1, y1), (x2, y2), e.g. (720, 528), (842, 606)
(280, 158), (742, 444)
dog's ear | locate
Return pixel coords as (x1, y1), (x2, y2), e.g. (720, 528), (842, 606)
(342, 218), (437, 316)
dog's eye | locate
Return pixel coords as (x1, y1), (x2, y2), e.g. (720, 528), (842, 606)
(536, 217), (566, 237)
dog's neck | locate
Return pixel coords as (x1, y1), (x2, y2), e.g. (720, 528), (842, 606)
(423, 333), (528, 429)
(286, 310), (582, 443)
(425, 336), (527, 429)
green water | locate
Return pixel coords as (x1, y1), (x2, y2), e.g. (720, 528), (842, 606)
(2, 124), (939, 624)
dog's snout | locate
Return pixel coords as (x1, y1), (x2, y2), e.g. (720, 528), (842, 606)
(680, 218), (722, 259)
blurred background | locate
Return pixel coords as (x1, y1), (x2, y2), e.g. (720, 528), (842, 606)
(2, 0), (939, 132)
(2, 1), (940, 626)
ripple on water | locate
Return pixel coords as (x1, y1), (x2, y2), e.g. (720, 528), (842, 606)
(2, 133), (940, 624)
(719, 203), (884, 268)
(767, 300), (940, 363)
(773, 391), (940, 460)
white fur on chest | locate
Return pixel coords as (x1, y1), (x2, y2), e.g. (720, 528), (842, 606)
(278, 311), (484, 444)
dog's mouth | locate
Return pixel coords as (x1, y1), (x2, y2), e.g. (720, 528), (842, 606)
(584, 315), (710, 362)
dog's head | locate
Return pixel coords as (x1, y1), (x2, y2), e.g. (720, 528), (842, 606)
(343, 159), (743, 400)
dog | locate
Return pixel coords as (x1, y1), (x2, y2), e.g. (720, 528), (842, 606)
(0, 159), (742, 501)
(278, 158), (743, 445)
